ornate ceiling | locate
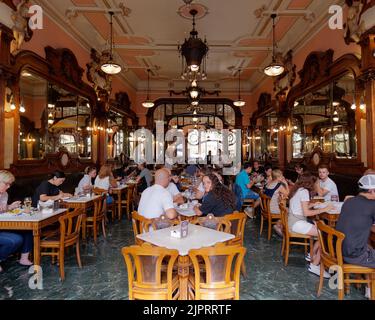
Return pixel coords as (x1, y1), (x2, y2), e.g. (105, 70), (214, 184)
(34, 0), (343, 93)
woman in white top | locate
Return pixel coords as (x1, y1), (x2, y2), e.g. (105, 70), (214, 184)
(94, 164), (117, 191)
(76, 166), (97, 194)
(288, 172), (334, 278)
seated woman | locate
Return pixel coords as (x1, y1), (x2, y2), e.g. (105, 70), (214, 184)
(193, 174), (236, 217)
(94, 164), (118, 204)
(287, 163), (307, 186)
(76, 166), (97, 195)
(32, 171), (72, 207)
(0, 170), (33, 271)
(288, 172), (334, 278)
(263, 169), (289, 236)
(264, 165), (273, 186)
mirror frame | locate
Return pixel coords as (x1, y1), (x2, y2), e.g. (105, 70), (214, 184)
(8, 46), (98, 176)
(285, 49), (364, 174)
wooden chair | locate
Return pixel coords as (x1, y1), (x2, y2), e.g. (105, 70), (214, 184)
(191, 214), (231, 233)
(316, 220), (375, 300)
(120, 184), (135, 220)
(260, 193), (280, 240)
(121, 243), (180, 300)
(279, 201), (314, 266)
(92, 187), (117, 222)
(85, 194), (106, 244)
(40, 208), (85, 281)
(188, 243), (246, 300)
(150, 215), (180, 230)
(131, 211), (153, 244)
(223, 212), (247, 276)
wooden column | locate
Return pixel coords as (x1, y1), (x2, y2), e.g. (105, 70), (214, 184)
(360, 34), (375, 169)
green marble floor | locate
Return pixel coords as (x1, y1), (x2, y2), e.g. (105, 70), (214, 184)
(0, 216), (367, 300)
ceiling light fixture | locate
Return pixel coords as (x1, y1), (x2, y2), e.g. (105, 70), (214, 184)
(234, 69), (246, 107)
(19, 100), (26, 113)
(101, 11), (122, 75)
(142, 69), (154, 108)
(179, 9), (208, 80)
(264, 14), (285, 77)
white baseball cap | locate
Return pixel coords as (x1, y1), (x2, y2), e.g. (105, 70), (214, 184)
(358, 174), (375, 190)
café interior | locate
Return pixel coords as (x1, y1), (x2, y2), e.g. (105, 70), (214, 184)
(0, 0), (375, 300)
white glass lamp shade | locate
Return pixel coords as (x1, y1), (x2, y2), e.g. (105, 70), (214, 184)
(142, 100), (155, 108)
(233, 99), (246, 107)
(101, 61), (122, 75)
(189, 88), (199, 99)
(264, 62), (285, 77)
(190, 64), (199, 72)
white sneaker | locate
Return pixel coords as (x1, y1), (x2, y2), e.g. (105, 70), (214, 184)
(365, 287), (371, 299)
(305, 253), (311, 262)
(308, 263), (331, 279)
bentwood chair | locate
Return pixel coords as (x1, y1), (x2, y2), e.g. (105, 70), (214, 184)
(85, 194), (106, 244)
(40, 208), (85, 281)
(191, 214), (231, 233)
(131, 211), (153, 244)
(259, 193), (280, 240)
(150, 215), (180, 230)
(122, 243), (180, 300)
(92, 187), (117, 222)
(316, 220), (375, 300)
(223, 212), (247, 277)
(188, 243), (246, 300)
(120, 183), (136, 220)
(279, 201), (314, 266)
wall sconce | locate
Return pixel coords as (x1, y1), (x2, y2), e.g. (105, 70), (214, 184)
(6, 92), (16, 111)
(359, 96), (366, 111)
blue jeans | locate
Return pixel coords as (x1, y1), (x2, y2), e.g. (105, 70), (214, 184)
(0, 231), (33, 261)
(244, 189), (260, 200)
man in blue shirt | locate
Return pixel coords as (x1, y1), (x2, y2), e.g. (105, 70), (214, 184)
(235, 162), (260, 207)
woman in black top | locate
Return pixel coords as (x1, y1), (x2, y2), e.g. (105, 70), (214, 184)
(193, 174), (236, 217)
(32, 171), (72, 207)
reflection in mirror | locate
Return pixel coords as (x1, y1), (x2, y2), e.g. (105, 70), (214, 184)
(107, 111), (125, 159)
(292, 73), (357, 159)
(46, 84), (92, 158)
(19, 70), (48, 160)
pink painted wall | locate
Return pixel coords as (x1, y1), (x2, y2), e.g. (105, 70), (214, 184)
(20, 15), (137, 103)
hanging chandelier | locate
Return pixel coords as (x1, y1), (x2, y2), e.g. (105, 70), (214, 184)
(101, 11), (122, 75)
(142, 69), (154, 108)
(234, 69), (246, 107)
(264, 14), (285, 77)
(179, 9), (208, 81)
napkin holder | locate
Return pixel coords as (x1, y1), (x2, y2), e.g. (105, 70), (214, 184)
(171, 221), (189, 238)
(38, 200), (54, 214)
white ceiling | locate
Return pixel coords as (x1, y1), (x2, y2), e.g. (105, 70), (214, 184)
(34, 0), (341, 93)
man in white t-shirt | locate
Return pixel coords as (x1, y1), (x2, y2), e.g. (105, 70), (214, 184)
(315, 165), (339, 202)
(138, 169), (177, 219)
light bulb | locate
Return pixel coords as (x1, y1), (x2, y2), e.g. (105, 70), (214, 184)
(190, 65), (199, 72)
(48, 119), (54, 125)
(234, 99), (246, 107)
(48, 103), (55, 109)
(10, 102), (16, 110)
(19, 105), (26, 113)
(294, 101), (299, 107)
(360, 102), (366, 110)
(193, 109), (197, 115)
(191, 100), (199, 106)
(189, 89), (199, 99)
(142, 100), (155, 108)
(351, 103), (356, 110)
(191, 80), (197, 87)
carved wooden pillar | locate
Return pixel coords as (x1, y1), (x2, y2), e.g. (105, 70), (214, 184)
(360, 34), (375, 168)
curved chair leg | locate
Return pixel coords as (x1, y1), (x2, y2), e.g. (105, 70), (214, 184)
(93, 222), (98, 244)
(102, 219), (107, 238)
(267, 219), (272, 240)
(59, 250), (65, 281)
(284, 238), (290, 266)
(241, 260), (247, 278)
(260, 216), (264, 236)
(76, 240), (82, 268)
(317, 263), (324, 297)
(281, 237), (285, 255)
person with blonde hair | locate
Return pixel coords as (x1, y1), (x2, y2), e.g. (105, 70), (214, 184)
(94, 164), (117, 191)
(0, 170), (33, 271)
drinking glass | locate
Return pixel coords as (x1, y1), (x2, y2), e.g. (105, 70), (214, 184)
(24, 197), (32, 214)
(331, 195), (339, 202)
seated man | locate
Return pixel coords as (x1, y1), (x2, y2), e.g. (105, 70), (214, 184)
(235, 162), (260, 208)
(315, 164), (339, 201)
(336, 174), (375, 299)
(138, 169), (177, 220)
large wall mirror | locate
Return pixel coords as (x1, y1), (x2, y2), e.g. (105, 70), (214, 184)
(19, 69), (92, 160)
(291, 72), (358, 159)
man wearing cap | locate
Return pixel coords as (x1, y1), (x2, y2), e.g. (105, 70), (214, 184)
(336, 174), (375, 297)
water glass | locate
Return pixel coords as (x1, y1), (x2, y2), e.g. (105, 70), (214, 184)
(24, 197), (32, 214)
(331, 195), (339, 202)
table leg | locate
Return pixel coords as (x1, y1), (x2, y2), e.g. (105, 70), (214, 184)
(178, 255), (190, 300)
(82, 215), (87, 240)
(32, 227), (41, 266)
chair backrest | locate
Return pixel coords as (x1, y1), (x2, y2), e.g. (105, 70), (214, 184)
(191, 214), (231, 233)
(316, 220), (345, 267)
(222, 212), (247, 245)
(151, 215), (180, 230)
(122, 243), (179, 300)
(131, 211), (153, 243)
(92, 194), (106, 221)
(232, 183), (243, 211)
(92, 187), (107, 195)
(278, 200), (288, 236)
(188, 244), (246, 300)
(58, 208), (85, 246)
(260, 192), (271, 219)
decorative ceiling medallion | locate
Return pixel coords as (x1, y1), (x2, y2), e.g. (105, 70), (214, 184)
(177, 3), (209, 20)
